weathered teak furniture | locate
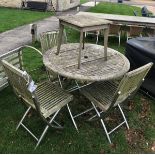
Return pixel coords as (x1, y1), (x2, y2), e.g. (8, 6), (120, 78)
(56, 15), (112, 68)
(85, 30), (100, 45)
(80, 62), (153, 144)
(39, 30), (67, 54)
(77, 12), (155, 27)
(39, 30), (68, 87)
(1, 59), (73, 149)
(43, 43), (130, 130)
(109, 24), (122, 46)
(126, 25), (143, 41)
(145, 27), (155, 37)
(43, 43), (130, 82)
(0, 45), (42, 91)
(101, 24), (122, 46)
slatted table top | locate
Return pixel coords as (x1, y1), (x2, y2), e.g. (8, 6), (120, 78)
(43, 43), (130, 81)
(58, 15), (112, 28)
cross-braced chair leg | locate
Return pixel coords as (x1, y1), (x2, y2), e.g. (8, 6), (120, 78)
(16, 107), (61, 149)
(91, 102), (112, 143)
(67, 104), (79, 132)
(67, 103), (94, 132)
(118, 32), (121, 46)
(118, 104), (129, 129)
(16, 106), (31, 131)
(35, 109), (60, 149)
(91, 102), (130, 144)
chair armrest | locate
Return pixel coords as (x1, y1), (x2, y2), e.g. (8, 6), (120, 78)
(23, 45), (43, 56)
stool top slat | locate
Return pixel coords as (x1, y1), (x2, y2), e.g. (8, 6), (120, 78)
(58, 15), (112, 28)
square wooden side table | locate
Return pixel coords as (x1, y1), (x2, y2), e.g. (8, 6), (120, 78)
(56, 15), (112, 69)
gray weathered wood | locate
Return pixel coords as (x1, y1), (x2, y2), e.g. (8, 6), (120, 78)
(43, 43), (130, 82)
(77, 12), (155, 27)
(56, 15), (112, 68)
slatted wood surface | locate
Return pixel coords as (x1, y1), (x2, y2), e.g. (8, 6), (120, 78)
(43, 43), (130, 81)
(77, 12), (155, 27)
(0, 47), (22, 91)
(58, 15), (112, 28)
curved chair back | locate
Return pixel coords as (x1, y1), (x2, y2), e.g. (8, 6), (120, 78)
(109, 24), (121, 35)
(40, 30), (67, 54)
(1, 59), (36, 108)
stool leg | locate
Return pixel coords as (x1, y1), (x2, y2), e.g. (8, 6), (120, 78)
(78, 30), (84, 69)
(56, 23), (64, 55)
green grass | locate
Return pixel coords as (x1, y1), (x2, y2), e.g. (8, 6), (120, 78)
(88, 2), (142, 16)
(0, 7), (52, 32)
(80, 0), (89, 4)
(0, 3), (155, 154)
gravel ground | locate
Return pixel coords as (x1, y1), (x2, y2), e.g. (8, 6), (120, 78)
(0, 0), (21, 8)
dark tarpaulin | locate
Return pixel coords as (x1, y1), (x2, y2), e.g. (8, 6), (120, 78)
(125, 37), (155, 97)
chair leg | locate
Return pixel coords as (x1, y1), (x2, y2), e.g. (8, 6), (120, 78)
(67, 104), (79, 132)
(117, 104), (129, 129)
(96, 33), (99, 44)
(16, 106), (31, 131)
(100, 118), (112, 144)
(118, 33), (121, 46)
(35, 109), (60, 149)
(91, 102), (112, 144)
(58, 75), (63, 88)
(88, 110), (103, 121)
(127, 32), (129, 41)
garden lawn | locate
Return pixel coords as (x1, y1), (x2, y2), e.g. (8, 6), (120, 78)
(0, 7), (52, 32)
(80, 0), (89, 4)
(0, 2), (155, 154)
(88, 2), (142, 16)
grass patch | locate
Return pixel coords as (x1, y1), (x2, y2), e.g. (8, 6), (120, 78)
(80, 0), (89, 4)
(88, 2), (142, 16)
(0, 7), (52, 32)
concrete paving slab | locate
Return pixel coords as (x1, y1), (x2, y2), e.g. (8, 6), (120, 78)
(81, 2), (99, 7)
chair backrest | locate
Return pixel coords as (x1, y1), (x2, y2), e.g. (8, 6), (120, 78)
(114, 62), (153, 106)
(109, 24), (121, 35)
(0, 45), (42, 91)
(128, 25), (143, 37)
(1, 59), (36, 108)
(40, 30), (67, 54)
(0, 47), (23, 91)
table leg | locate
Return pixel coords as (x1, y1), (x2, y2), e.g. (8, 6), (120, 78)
(78, 31), (84, 69)
(56, 23), (64, 55)
(82, 32), (85, 49)
(104, 27), (109, 61)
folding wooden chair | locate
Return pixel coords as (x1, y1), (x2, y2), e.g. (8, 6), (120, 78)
(108, 24), (122, 46)
(80, 63), (153, 143)
(127, 25), (144, 41)
(1, 59), (73, 149)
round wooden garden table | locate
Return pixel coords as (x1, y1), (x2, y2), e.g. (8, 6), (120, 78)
(43, 43), (130, 82)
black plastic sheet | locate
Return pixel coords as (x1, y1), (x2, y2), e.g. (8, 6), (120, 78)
(125, 37), (155, 97)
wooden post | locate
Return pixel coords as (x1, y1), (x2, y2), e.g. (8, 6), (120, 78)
(31, 24), (37, 44)
(78, 30), (84, 69)
(94, 0), (97, 6)
(104, 27), (109, 61)
(56, 22), (64, 55)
